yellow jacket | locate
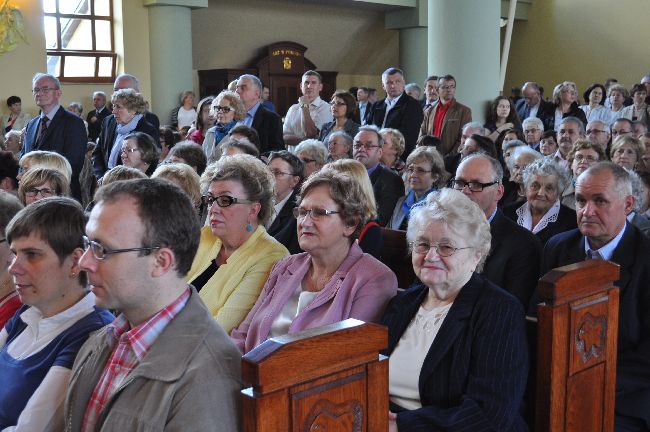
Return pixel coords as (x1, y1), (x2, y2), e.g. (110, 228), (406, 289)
(187, 226), (289, 334)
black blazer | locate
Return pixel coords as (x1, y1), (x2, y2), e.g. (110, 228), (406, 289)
(22, 106), (87, 199)
(481, 209), (542, 309)
(251, 105), (284, 155)
(539, 224), (650, 425)
(502, 201), (577, 246)
(369, 92), (424, 157)
(86, 107), (111, 142)
(267, 189), (301, 254)
(381, 273), (529, 431)
(515, 98), (555, 131)
(92, 114), (159, 180)
(369, 164), (404, 227)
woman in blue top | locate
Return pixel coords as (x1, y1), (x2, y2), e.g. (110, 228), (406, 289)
(389, 146), (448, 230)
(0, 197), (114, 431)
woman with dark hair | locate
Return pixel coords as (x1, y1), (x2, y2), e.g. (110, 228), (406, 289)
(187, 96), (215, 145)
(539, 130), (559, 156)
(484, 96), (522, 142)
(120, 131), (160, 176)
(0, 192), (23, 328)
(319, 91), (360, 144)
(1, 96), (31, 134)
(158, 126), (176, 163)
(0, 198), (113, 430)
(579, 83), (610, 124)
(620, 83), (649, 128)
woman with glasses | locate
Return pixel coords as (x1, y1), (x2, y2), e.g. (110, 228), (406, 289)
(381, 189), (528, 431)
(120, 131), (160, 176)
(17, 167), (70, 206)
(186, 154), (288, 334)
(295, 139), (328, 178)
(231, 169), (397, 354)
(610, 134), (646, 171)
(318, 91), (359, 144)
(0, 198), (113, 431)
(203, 91), (246, 163)
(562, 140), (607, 209)
(389, 147), (447, 230)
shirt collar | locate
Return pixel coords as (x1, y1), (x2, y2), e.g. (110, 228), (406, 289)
(247, 101), (261, 119)
(367, 162), (380, 176)
(487, 208), (498, 223)
(42, 104), (61, 120)
(274, 191), (293, 214)
(20, 291), (97, 337)
(584, 223), (627, 261)
(386, 93), (402, 108)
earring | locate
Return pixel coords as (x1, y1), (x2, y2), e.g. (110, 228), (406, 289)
(246, 223), (254, 232)
(70, 272), (77, 278)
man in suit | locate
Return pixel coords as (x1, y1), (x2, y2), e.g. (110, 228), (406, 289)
(22, 73), (87, 200)
(369, 68), (423, 159)
(236, 74), (284, 155)
(419, 74), (472, 158)
(266, 151), (303, 254)
(353, 126), (404, 226)
(540, 162), (650, 431)
(515, 82), (554, 131)
(422, 75), (439, 112)
(356, 87), (372, 125)
(86, 91), (111, 142)
(453, 153), (541, 308)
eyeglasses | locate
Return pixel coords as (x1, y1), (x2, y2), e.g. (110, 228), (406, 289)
(83, 236), (160, 260)
(450, 179), (499, 192)
(269, 169), (294, 177)
(0, 238), (6, 244)
(410, 241), (472, 257)
(439, 85), (456, 90)
(213, 106), (234, 113)
(406, 166), (432, 175)
(586, 129), (606, 135)
(352, 142), (381, 150)
(292, 207), (340, 221)
(204, 194), (254, 208)
(524, 129), (540, 134)
(573, 154), (598, 163)
(121, 146), (140, 154)
(25, 187), (56, 198)
(32, 87), (56, 94)
(611, 130), (631, 136)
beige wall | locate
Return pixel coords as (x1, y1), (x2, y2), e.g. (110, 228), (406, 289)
(504, 0), (650, 97)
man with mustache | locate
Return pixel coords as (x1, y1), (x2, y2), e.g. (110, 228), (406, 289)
(554, 116), (584, 170)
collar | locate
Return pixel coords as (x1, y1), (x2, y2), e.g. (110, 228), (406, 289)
(367, 162), (381, 176)
(247, 101), (261, 118)
(438, 98), (455, 108)
(553, 148), (568, 161)
(20, 291), (97, 339)
(584, 223), (627, 261)
(487, 208), (498, 223)
(41, 104), (61, 120)
(96, 106), (106, 114)
(516, 199), (561, 234)
(274, 191), (293, 214)
(385, 93), (403, 108)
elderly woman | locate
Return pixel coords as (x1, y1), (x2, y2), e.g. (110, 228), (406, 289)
(168, 141), (208, 175)
(203, 91), (246, 163)
(0, 192), (23, 328)
(484, 96), (522, 142)
(319, 91), (360, 144)
(382, 189), (528, 431)
(579, 83), (611, 124)
(187, 96), (215, 145)
(326, 131), (352, 161)
(620, 83), (649, 127)
(551, 81), (588, 130)
(3, 130), (22, 158)
(18, 150), (72, 183)
(171, 90), (197, 131)
(95, 89), (157, 179)
(186, 154), (288, 334)
(607, 84), (627, 125)
(380, 128), (406, 175)
(389, 147), (447, 230)
(295, 139), (327, 178)
(231, 169), (397, 353)
(1, 96), (31, 134)
(502, 145), (543, 207)
(219, 138), (260, 159)
(120, 131), (159, 175)
(539, 130), (559, 156)
(503, 158), (577, 245)
(610, 135), (645, 171)
(0, 198), (113, 431)
(562, 140), (607, 209)
(17, 167), (70, 206)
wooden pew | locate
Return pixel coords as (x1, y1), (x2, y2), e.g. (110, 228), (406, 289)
(380, 228), (415, 289)
(534, 260), (620, 432)
(241, 319), (388, 431)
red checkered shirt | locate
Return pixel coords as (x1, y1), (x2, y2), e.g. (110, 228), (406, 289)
(82, 287), (191, 431)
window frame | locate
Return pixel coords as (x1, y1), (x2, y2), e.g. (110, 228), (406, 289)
(44, 0), (117, 83)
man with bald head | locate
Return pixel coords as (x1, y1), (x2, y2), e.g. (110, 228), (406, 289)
(540, 162), (650, 431)
(452, 153), (541, 308)
(515, 81), (554, 130)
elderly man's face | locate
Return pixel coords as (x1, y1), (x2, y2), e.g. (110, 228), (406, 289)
(522, 85), (540, 106)
(438, 79), (456, 102)
(353, 130), (382, 169)
(586, 121), (610, 147)
(557, 121), (582, 156)
(93, 95), (106, 109)
(523, 123), (543, 145)
(611, 121), (633, 140)
(575, 169), (634, 249)
(382, 72), (405, 99)
(32, 76), (61, 111)
(235, 77), (260, 109)
(454, 157), (503, 217)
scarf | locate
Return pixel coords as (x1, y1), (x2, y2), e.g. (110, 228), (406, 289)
(402, 187), (436, 220)
(109, 114), (143, 168)
(214, 120), (237, 145)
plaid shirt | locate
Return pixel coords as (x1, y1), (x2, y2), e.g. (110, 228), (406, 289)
(82, 288), (191, 431)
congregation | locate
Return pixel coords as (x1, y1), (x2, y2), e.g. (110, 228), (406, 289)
(0, 66), (649, 431)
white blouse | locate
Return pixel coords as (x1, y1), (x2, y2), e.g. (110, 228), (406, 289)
(268, 283), (318, 338)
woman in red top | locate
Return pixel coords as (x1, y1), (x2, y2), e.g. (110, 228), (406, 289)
(0, 192), (23, 328)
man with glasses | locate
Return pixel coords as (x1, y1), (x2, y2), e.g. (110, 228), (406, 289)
(22, 73), (87, 200)
(235, 74), (283, 154)
(585, 120), (611, 149)
(266, 151), (304, 253)
(419, 74), (472, 158)
(353, 126), (403, 226)
(611, 118), (634, 141)
(452, 153), (541, 308)
(66, 178), (241, 431)
(522, 117), (544, 149)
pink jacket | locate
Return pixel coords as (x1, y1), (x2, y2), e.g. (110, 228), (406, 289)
(230, 243), (397, 353)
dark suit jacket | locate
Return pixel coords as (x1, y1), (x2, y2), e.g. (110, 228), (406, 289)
(540, 225), (650, 425)
(251, 105), (284, 155)
(86, 107), (111, 142)
(502, 201), (578, 246)
(369, 92), (424, 158)
(515, 98), (555, 131)
(267, 190), (301, 254)
(381, 274), (529, 431)
(92, 114), (159, 180)
(369, 164), (404, 227)
(22, 106), (87, 199)
(482, 209), (542, 309)
(419, 99), (473, 157)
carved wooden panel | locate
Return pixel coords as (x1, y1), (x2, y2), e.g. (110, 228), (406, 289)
(569, 297), (609, 375)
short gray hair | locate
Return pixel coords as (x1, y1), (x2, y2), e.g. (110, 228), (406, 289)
(93, 91), (106, 100)
(114, 73), (140, 91)
(405, 83), (422, 98)
(238, 74), (262, 92)
(462, 121), (485, 135)
(32, 73), (61, 90)
(628, 169), (644, 213)
(579, 162), (633, 199)
(560, 116), (585, 135)
(522, 117), (544, 132)
(522, 158), (570, 194)
(295, 139), (328, 166)
(407, 188), (492, 271)
(327, 131), (353, 152)
(508, 145), (542, 172)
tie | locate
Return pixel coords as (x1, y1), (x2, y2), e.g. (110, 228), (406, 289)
(523, 105), (531, 119)
(585, 249), (603, 260)
(36, 117), (49, 147)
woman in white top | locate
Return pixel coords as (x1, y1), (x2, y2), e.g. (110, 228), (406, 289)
(619, 83), (649, 128)
(0, 198), (113, 431)
(170, 90), (197, 131)
(381, 189), (528, 431)
(579, 83), (611, 124)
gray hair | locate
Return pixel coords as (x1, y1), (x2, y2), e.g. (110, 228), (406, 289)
(114, 73), (140, 91)
(461, 153), (503, 182)
(327, 131), (353, 152)
(381, 67), (405, 81)
(522, 117), (544, 132)
(508, 145), (542, 172)
(295, 139), (328, 166)
(560, 116), (585, 135)
(68, 102), (83, 114)
(579, 162), (633, 198)
(238, 74), (263, 92)
(522, 157), (570, 194)
(628, 169), (644, 213)
(587, 120), (610, 132)
(93, 91), (106, 100)
(405, 83), (422, 98)
(407, 188), (491, 271)
(502, 139), (527, 155)
(32, 73), (61, 90)
(462, 121), (485, 135)
(405, 146), (448, 188)
(357, 124), (384, 147)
